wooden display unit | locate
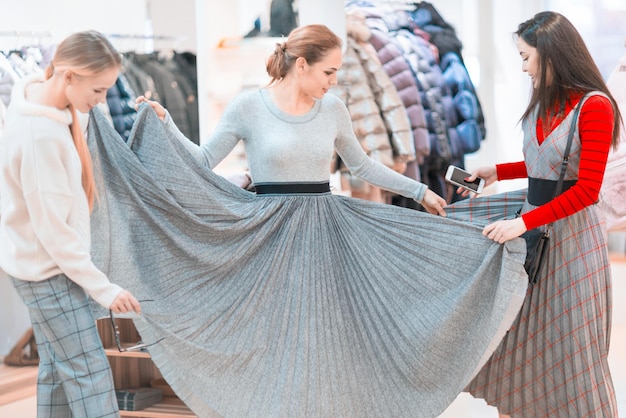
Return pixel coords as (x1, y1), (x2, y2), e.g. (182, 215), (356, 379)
(96, 318), (197, 418)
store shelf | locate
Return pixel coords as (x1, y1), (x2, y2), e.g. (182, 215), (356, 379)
(96, 318), (197, 418)
(119, 397), (197, 417)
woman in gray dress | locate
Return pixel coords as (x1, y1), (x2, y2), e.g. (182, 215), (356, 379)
(88, 24), (528, 417)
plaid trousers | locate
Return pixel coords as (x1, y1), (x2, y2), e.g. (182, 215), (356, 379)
(11, 274), (119, 418)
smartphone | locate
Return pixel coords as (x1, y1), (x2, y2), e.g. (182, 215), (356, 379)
(445, 165), (485, 194)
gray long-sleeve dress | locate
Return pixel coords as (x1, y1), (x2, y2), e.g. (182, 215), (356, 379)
(87, 91), (528, 418)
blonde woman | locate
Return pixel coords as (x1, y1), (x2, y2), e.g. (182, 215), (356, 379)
(0, 31), (141, 417)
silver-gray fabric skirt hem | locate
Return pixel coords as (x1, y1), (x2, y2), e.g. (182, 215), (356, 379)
(88, 107), (528, 418)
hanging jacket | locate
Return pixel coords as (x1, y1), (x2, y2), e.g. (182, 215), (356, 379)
(122, 54), (161, 103)
(129, 53), (192, 140)
(269, 0), (298, 37)
(361, 12), (430, 163)
(106, 73), (138, 141)
(330, 16), (414, 182)
(393, 26), (463, 171)
(409, 1), (486, 149)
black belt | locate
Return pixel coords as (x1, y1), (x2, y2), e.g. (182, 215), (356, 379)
(527, 177), (577, 206)
(254, 182), (331, 194)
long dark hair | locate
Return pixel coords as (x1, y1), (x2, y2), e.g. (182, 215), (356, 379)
(515, 11), (622, 148)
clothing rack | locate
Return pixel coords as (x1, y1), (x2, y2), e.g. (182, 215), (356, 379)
(0, 30), (52, 48)
(106, 33), (187, 41)
(0, 30), (52, 38)
(361, 0), (419, 9)
(106, 33), (187, 54)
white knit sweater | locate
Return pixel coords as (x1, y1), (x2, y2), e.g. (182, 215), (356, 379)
(0, 74), (122, 309)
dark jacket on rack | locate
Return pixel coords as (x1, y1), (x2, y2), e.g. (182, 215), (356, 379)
(106, 73), (138, 141)
(162, 55), (199, 144)
(396, 25), (465, 200)
(269, 0), (298, 37)
(410, 1), (486, 149)
(410, 1), (463, 59)
(440, 51), (484, 154)
(122, 54), (161, 103)
(173, 52), (198, 96)
(128, 53), (193, 142)
(398, 27), (463, 162)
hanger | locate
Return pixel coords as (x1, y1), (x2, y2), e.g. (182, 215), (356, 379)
(107, 33), (186, 54)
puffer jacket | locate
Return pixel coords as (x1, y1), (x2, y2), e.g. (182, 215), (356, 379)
(106, 73), (138, 141)
(367, 31), (429, 166)
(330, 40), (394, 170)
(330, 32), (413, 180)
(348, 13), (414, 164)
(394, 26), (463, 170)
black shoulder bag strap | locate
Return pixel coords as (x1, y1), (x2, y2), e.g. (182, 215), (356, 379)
(552, 94), (589, 214)
(525, 93), (588, 283)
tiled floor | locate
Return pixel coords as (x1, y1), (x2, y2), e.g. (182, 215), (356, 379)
(2, 257), (625, 418)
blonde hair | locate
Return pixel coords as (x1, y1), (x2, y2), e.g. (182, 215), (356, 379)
(45, 30), (121, 210)
(266, 24), (342, 85)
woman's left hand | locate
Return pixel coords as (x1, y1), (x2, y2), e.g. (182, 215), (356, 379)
(483, 217), (527, 243)
(135, 96), (166, 121)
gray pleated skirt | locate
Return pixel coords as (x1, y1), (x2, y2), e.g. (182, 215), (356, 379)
(88, 107), (528, 417)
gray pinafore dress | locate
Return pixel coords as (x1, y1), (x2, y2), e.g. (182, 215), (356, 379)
(447, 93), (617, 417)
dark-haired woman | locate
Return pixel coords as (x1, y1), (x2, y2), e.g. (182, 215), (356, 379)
(452, 11), (621, 417)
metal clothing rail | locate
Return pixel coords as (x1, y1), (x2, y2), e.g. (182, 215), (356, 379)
(0, 30), (52, 37)
(0, 31), (53, 54)
(351, 0), (419, 12)
(106, 33), (188, 53)
(106, 33), (187, 41)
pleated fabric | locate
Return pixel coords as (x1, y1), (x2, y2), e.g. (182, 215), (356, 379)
(447, 96), (617, 417)
(87, 106), (528, 418)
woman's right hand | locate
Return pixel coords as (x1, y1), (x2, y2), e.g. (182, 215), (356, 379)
(109, 290), (142, 314)
(457, 166), (498, 197)
(135, 96), (166, 121)
(225, 172), (252, 189)
(421, 189), (447, 217)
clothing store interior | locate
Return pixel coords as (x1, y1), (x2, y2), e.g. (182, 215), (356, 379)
(1, 0), (625, 417)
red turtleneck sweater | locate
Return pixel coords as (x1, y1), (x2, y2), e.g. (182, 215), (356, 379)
(496, 94), (614, 230)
